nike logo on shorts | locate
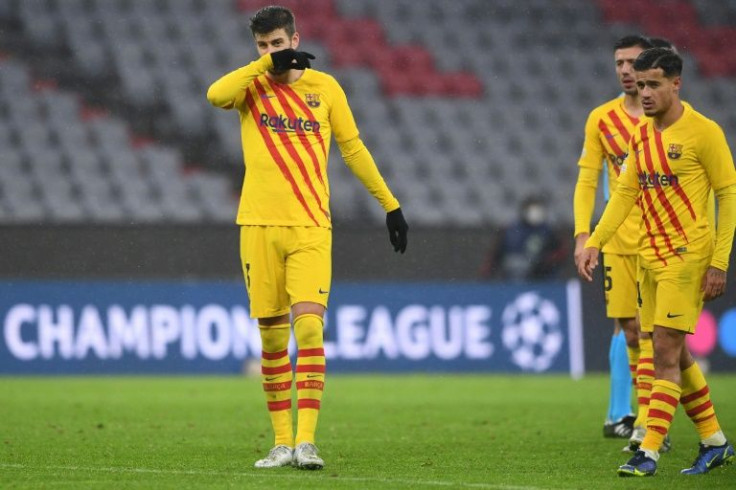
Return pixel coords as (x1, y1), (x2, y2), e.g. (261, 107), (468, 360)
(667, 312), (683, 318)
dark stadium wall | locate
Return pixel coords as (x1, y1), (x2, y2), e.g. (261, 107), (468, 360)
(0, 225), (575, 281)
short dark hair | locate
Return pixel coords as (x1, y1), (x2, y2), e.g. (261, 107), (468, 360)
(613, 35), (652, 52)
(249, 5), (296, 38)
(649, 37), (678, 54)
(633, 47), (683, 77)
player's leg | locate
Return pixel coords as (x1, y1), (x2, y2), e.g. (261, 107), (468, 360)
(602, 254), (637, 438)
(619, 266), (658, 476)
(241, 226), (295, 468)
(680, 346), (734, 474)
(618, 324), (680, 477)
(674, 255), (734, 474)
(628, 330), (654, 451)
(285, 227), (331, 470)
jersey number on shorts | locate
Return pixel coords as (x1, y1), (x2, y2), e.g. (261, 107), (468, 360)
(604, 266), (613, 292)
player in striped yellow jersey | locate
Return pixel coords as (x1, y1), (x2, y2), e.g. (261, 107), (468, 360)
(578, 48), (736, 477)
(574, 35), (652, 441)
(207, 6), (408, 470)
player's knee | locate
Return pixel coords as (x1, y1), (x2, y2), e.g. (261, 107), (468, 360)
(294, 314), (324, 348)
(259, 322), (291, 353)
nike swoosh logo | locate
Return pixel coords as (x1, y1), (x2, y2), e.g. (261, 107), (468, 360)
(306, 374), (322, 379)
(318, 288), (329, 294)
(264, 376), (280, 381)
(667, 313), (683, 318)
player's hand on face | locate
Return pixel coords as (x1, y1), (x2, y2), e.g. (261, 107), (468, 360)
(386, 208), (408, 254)
(576, 247), (599, 282)
(271, 49), (316, 71)
(701, 266), (726, 302)
(573, 233), (590, 268)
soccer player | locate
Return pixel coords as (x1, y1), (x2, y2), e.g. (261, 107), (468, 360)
(206, 6), (408, 470)
(574, 35), (652, 441)
(578, 47), (736, 477)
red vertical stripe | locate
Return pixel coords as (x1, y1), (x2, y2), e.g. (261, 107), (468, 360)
(608, 109), (632, 143)
(623, 109), (639, 126)
(599, 120), (625, 172)
(253, 80), (329, 221)
(648, 132), (689, 243)
(640, 125), (680, 260)
(654, 131), (696, 220)
(245, 90), (320, 226)
(639, 192), (666, 265)
(634, 140), (668, 265)
(271, 83), (327, 190)
(278, 83), (328, 161)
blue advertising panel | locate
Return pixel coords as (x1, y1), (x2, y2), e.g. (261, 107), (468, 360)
(0, 280), (583, 375)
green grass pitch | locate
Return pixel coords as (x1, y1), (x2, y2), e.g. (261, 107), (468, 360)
(1, 374), (734, 489)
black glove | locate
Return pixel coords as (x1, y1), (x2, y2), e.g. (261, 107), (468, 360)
(386, 208), (408, 254)
(271, 49), (316, 71)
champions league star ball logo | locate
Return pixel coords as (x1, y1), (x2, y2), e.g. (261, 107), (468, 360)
(501, 292), (563, 372)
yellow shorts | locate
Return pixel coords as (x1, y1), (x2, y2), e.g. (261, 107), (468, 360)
(240, 225), (332, 319)
(637, 254), (710, 334)
(601, 253), (638, 319)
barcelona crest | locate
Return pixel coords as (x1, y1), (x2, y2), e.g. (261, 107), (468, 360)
(667, 143), (683, 159)
(305, 93), (321, 108)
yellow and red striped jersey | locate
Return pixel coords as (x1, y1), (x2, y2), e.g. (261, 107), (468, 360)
(578, 97), (641, 254)
(617, 104), (736, 268)
(207, 54), (399, 228)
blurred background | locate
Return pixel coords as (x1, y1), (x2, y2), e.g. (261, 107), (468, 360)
(1, 0), (735, 374)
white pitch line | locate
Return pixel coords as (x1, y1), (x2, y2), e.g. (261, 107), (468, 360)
(0, 463), (553, 490)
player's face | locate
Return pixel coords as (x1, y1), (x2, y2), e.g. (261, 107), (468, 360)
(254, 28), (299, 74)
(635, 68), (681, 117)
(614, 46), (644, 95)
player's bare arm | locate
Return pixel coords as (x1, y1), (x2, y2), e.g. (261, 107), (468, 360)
(573, 232), (590, 268)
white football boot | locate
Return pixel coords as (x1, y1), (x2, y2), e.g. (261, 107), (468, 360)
(623, 426), (671, 453)
(293, 442), (324, 470)
(254, 445), (294, 468)
(623, 425), (646, 452)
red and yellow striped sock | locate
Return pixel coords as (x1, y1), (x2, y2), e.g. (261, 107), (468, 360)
(641, 379), (681, 452)
(681, 362), (721, 440)
(634, 337), (654, 428)
(294, 314), (325, 445)
(627, 343), (640, 387)
(259, 324), (294, 448)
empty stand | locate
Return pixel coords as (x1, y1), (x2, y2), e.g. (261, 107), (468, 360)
(1, 0), (735, 228)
